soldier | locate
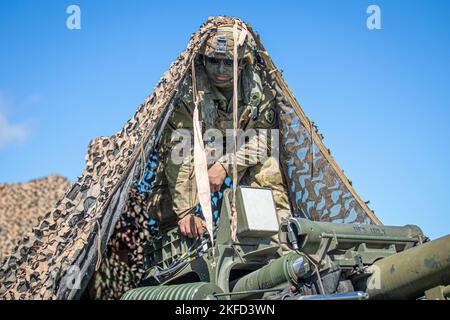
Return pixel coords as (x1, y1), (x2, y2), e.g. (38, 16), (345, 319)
(158, 24), (291, 240)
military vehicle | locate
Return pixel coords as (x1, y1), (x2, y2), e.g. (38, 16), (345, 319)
(120, 186), (450, 300)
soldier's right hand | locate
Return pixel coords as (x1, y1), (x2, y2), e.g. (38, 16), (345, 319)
(178, 214), (207, 239)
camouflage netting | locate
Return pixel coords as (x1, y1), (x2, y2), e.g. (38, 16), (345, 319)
(0, 17), (380, 300)
(0, 175), (72, 261)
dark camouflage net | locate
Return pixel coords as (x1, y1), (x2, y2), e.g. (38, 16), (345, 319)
(0, 16), (380, 300)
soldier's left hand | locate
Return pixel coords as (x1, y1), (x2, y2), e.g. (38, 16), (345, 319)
(208, 162), (226, 192)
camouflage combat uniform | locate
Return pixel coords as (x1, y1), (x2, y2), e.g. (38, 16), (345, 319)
(157, 63), (291, 230)
(154, 25), (291, 233)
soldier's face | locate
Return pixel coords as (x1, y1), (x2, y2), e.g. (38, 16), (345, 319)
(204, 56), (234, 90)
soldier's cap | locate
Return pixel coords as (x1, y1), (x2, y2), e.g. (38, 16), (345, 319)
(200, 25), (256, 63)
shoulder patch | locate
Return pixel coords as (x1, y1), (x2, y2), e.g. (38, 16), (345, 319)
(264, 108), (275, 125)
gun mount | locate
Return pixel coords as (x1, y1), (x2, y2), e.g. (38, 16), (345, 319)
(121, 187), (450, 300)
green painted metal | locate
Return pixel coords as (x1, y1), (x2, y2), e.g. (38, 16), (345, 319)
(424, 285), (450, 300)
(231, 252), (308, 299)
(120, 282), (224, 300)
(363, 235), (450, 299)
(281, 218), (426, 255)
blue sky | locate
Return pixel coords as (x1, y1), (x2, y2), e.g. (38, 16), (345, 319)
(0, 0), (449, 239)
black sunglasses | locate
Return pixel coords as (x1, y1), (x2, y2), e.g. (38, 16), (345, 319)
(206, 57), (243, 67)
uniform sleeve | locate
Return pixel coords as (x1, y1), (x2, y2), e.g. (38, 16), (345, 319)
(162, 91), (198, 221)
(216, 132), (272, 177)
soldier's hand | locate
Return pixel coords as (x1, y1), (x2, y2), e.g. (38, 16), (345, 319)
(208, 162), (226, 192)
(178, 214), (206, 238)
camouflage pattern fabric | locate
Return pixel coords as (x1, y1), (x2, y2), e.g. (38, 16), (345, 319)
(280, 107), (374, 223)
(0, 16), (218, 300)
(0, 175), (72, 261)
(0, 17), (380, 300)
(249, 29), (380, 225)
(201, 24), (256, 62)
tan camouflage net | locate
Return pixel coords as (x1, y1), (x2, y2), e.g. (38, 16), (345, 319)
(0, 17), (380, 300)
(0, 175), (72, 261)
